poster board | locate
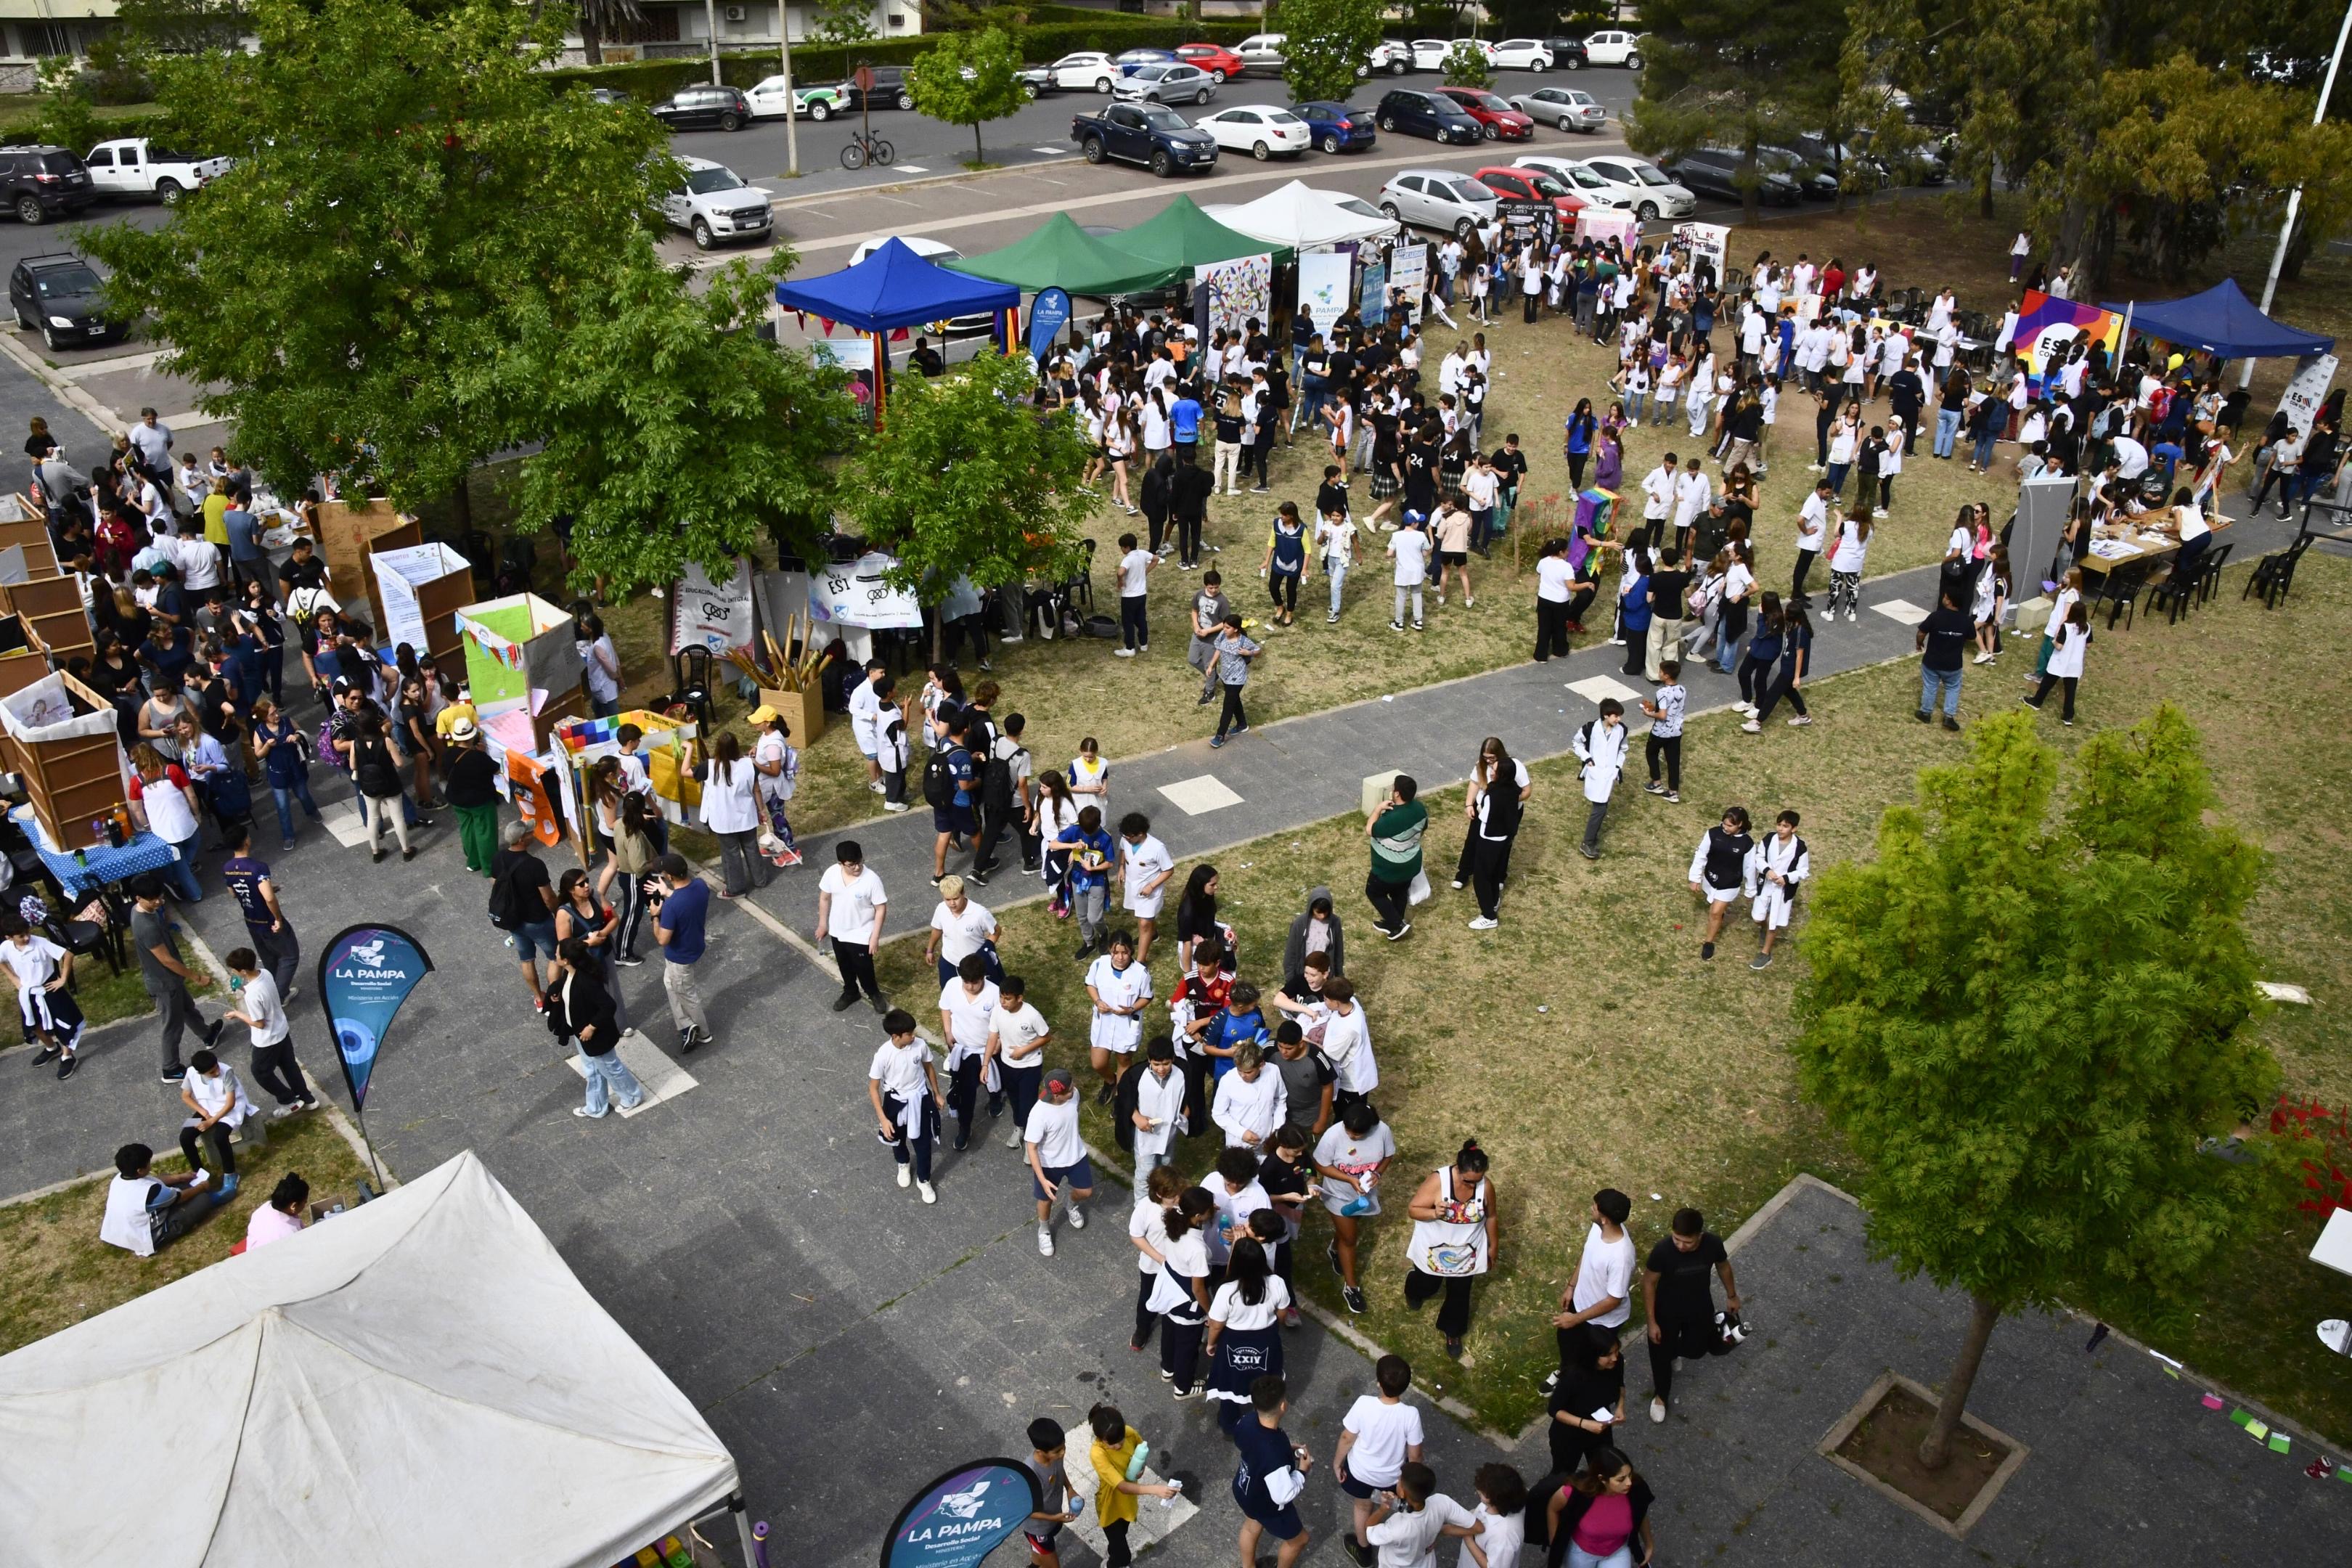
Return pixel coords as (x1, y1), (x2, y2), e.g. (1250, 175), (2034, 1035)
(369, 542), (471, 669)
(1495, 198), (1557, 253)
(1575, 209), (1638, 248)
(1357, 255), (1388, 329)
(455, 592), (584, 748)
(670, 557), (757, 656)
(1196, 253), (1273, 343)
(2014, 289), (2123, 398)
(0, 669), (124, 849)
(810, 552), (924, 631)
(1297, 249), (1352, 343)
(1673, 222), (1728, 288)
(2279, 353), (2340, 441)
(552, 709), (703, 825)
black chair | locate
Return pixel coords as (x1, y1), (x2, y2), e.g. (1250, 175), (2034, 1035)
(2141, 568), (2197, 626)
(2192, 542), (2232, 605)
(47, 886), (124, 978)
(668, 647), (716, 729)
(1064, 537), (1098, 611)
(2096, 565), (2141, 630)
(2244, 532), (2312, 608)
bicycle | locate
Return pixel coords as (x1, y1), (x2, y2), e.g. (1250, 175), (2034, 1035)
(840, 131), (896, 171)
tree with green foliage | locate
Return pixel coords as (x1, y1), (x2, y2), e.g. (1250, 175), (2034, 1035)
(497, 235), (863, 595)
(838, 351), (1093, 661)
(83, 0), (667, 520)
(1442, 38), (1493, 90)
(1827, 0), (1933, 212)
(116, 0), (248, 53)
(908, 25), (1027, 168)
(809, 0), (878, 81)
(1277, 0), (1384, 105)
(1623, 0), (1845, 224)
(1792, 707), (2279, 1469)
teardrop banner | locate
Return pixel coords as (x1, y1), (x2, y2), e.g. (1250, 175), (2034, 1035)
(315, 923), (436, 1188)
(881, 1458), (1042, 1568)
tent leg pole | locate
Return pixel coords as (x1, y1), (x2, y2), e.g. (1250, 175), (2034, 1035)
(350, 1104), (389, 1197)
(732, 1494), (763, 1568)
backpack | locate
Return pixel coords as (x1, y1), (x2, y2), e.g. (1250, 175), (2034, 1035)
(981, 740), (1021, 811)
(486, 857), (519, 930)
(921, 748), (954, 809)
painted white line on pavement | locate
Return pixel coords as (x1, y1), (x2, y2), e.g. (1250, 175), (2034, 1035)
(1157, 774), (1244, 815)
(59, 346), (168, 379)
(1030, 146), (1068, 155)
(564, 1028), (698, 1116)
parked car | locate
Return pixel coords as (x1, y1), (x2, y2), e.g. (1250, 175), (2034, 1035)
(1047, 52), (1124, 93)
(1116, 62), (1218, 105)
(1114, 48), (1178, 74)
(1236, 33), (1288, 74)
(1071, 101), (1219, 176)
(1760, 145), (1841, 200)
(1196, 105), (1310, 159)
(1487, 38), (1554, 70)
(1374, 88), (1485, 144)
(1517, 153), (1694, 219)
(0, 145), (92, 225)
(847, 235), (995, 331)
(1379, 168), (1499, 237)
(9, 253), (119, 348)
(1175, 42), (1247, 82)
(583, 86), (630, 105)
(835, 65), (916, 112)
(1665, 146), (1801, 206)
(1583, 30), (1645, 68)
(1542, 37), (1593, 69)
(660, 156), (772, 250)
(1367, 40), (1413, 75)
(1017, 63), (1055, 95)
(745, 76), (846, 120)
(1511, 154), (1622, 210)
(1474, 164), (1583, 216)
(1294, 100), (1377, 153)
(1409, 38), (1491, 70)
(650, 86), (751, 132)
(82, 138), (226, 206)
(1512, 86), (1606, 132)
(1437, 86), (1534, 142)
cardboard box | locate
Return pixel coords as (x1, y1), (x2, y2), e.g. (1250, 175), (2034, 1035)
(758, 686), (826, 747)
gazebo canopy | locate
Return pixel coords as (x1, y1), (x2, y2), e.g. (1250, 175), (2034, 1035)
(773, 237), (1018, 332)
(944, 212), (1183, 299)
(1111, 195), (1293, 269)
(2102, 277), (2335, 360)
(1201, 180), (1398, 249)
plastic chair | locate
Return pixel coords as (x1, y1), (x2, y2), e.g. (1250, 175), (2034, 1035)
(669, 647), (716, 729)
(2192, 542), (2232, 604)
(2244, 532), (2311, 608)
(47, 887), (124, 978)
(1064, 537), (1098, 610)
(2141, 568), (2197, 626)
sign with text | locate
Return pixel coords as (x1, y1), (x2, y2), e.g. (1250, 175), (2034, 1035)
(1027, 287), (1072, 362)
(881, 1459), (1042, 1568)
(316, 925), (433, 1111)
(2279, 352), (2340, 440)
(812, 551), (924, 630)
(670, 557), (756, 655)
(1297, 249), (1352, 343)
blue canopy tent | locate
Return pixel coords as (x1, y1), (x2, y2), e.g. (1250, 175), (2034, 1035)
(2101, 277), (2335, 360)
(773, 238), (1020, 423)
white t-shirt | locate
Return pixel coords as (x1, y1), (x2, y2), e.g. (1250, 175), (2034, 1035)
(936, 978), (1000, 1058)
(1535, 556), (1574, 603)
(1119, 547), (1154, 597)
(1130, 1193), (1169, 1275)
(1389, 529), (1431, 586)
(820, 865), (887, 943)
(0, 934), (66, 999)
(1210, 1177), (1268, 1262)
(1570, 1222), (1638, 1328)
(1122, 834), (1175, 916)
(1315, 1119), (1396, 1211)
(1025, 1097), (1086, 1168)
(989, 1000), (1052, 1067)
(1461, 468), (1498, 510)
(1147, 1226), (1210, 1313)
(237, 967), (292, 1048)
(867, 1038), (933, 1105)
(1210, 1275), (1292, 1331)
(1341, 1395), (1426, 1488)
(1458, 1504), (1525, 1568)
(1321, 1003), (1377, 1094)
(928, 899), (997, 965)
(1368, 1493), (1474, 1568)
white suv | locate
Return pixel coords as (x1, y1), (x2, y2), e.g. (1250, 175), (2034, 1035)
(1048, 52), (1122, 93)
(661, 157), (772, 250)
(1489, 38), (1554, 70)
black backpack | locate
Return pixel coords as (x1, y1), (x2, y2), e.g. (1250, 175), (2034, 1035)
(981, 741), (1021, 811)
(486, 856), (520, 930)
(921, 748), (955, 809)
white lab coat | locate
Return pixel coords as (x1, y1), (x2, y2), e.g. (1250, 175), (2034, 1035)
(1573, 719), (1630, 804)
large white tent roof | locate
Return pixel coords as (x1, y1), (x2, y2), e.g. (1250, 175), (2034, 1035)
(0, 1151), (738, 1568)
(1202, 179), (1400, 248)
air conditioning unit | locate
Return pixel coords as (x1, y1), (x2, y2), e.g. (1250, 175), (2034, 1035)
(722, 4), (746, 20)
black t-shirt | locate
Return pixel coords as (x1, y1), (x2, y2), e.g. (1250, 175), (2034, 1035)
(1402, 442), (1438, 502)
(279, 555), (327, 592)
(1919, 605), (1975, 671)
(1316, 479), (1350, 518)
(1646, 1233), (1727, 1326)
(1888, 370), (1924, 415)
(1647, 568), (1691, 616)
(446, 746), (501, 808)
(1491, 446), (1528, 489)
(1257, 1150), (1310, 1209)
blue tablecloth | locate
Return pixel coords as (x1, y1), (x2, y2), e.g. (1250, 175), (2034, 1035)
(9, 805), (181, 898)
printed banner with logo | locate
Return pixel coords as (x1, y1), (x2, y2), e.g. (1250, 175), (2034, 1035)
(507, 750), (563, 846)
(1673, 221), (1728, 285)
(1028, 287), (1073, 362)
(2279, 352), (2340, 439)
(1297, 249), (1353, 343)
(670, 557), (756, 656)
(2015, 289), (2123, 396)
(315, 925), (434, 1111)
(1357, 256), (1388, 328)
(1197, 253), (1273, 343)
(881, 1459), (1042, 1568)
(812, 551), (925, 630)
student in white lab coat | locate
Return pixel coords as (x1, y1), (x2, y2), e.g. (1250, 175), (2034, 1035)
(1212, 1040), (1289, 1149)
(1745, 809), (1810, 970)
(2023, 600), (2091, 725)
(1571, 701), (1630, 861)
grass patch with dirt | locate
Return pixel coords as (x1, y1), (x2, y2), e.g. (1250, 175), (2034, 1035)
(876, 551), (2352, 1442)
(0, 1111), (375, 1355)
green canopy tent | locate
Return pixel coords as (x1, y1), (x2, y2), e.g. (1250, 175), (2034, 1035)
(944, 211), (1183, 299)
(1108, 195), (1294, 271)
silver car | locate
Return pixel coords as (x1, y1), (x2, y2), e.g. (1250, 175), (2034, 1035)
(1511, 86), (1607, 133)
(1377, 168), (1498, 239)
(1114, 62), (1218, 106)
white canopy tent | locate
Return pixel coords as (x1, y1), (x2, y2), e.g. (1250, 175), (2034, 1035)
(1203, 179), (1400, 250)
(0, 1151), (751, 1568)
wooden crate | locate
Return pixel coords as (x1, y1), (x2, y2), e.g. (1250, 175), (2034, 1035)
(314, 499), (422, 632)
(0, 505), (92, 663)
(2, 670), (126, 851)
(0, 613), (52, 702)
(758, 686), (827, 747)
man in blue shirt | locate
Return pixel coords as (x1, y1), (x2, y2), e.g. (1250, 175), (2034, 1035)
(219, 821), (299, 1002)
(929, 712), (978, 887)
(1172, 382), (1203, 466)
(652, 852), (713, 1053)
(1055, 805), (1115, 959)
(224, 499), (269, 603)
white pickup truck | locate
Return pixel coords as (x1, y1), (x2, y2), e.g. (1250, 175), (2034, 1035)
(82, 139), (229, 205)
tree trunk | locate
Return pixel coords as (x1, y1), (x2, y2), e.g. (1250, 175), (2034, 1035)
(2282, 208), (2314, 283)
(583, 22), (603, 66)
(451, 475), (473, 539)
(973, 121), (984, 166)
(1977, 174), (1992, 220)
(1919, 1292), (2002, 1470)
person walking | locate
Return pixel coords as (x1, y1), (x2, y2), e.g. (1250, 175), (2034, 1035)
(1824, 505), (1871, 622)
(1334, 1356), (1425, 1566)
(443, 718), (502, 876)
(550, 936), (642, 1119)
(1532, 536), (1574, 662)
(1749, 603), (1813, 732)
(1402, 1139), (1498, 1360)
(868, 1007), (945, 1204)
(1204, 1236), (1293, 1434)
(1149, 1187), (1217, 1396)
(1571, 701), (1630, 861)
(1388, 515), (1432, 633)
(1316, 1099), (1395, 1318)
(219, 821), (300, 1003)
(0, 912), (86, 1079)
(817, 840), (889, 1014)
(1640, 661), (1686, 805)
(1085, 1404), (1183, 1568)
(1688, 805), (1755, 962)
(1084, 929), (1152, 1104)
(1456, 738), (1529, 930)
(1642, 548), (1689, 683)
(219, 942), (316, 1116)
(1745, 809), (1810, 969)
(555, 867), (629, 1035)
(1208, 613), (1262, 748)
(1113, 531), (1156, 656)
(1365, 775), (1426, 942)
(1542, 1448), (1657, 1568)
(1915, 585), (1975, 732)
(2022, 600), (2090, 726)
(350, 714), (414, 864)
(131, 874), (223, 1082)
(650, 852), (716, 1052)
(1549, 1188), (1637, 1383)
(1642, 1207), (1739, 1424)
(489, 821), (560, 1010)
(1731, 594), (1784, 722)
(248, 698), (322, 849)
(939, 953), (1001, 1151)
(1232, 1377), (1315, 1568)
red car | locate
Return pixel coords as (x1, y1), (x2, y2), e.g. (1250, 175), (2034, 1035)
(1474, 165), (1586, 214)
(1175, 42), (1248, 82)
(1440, 86), (1535, 142)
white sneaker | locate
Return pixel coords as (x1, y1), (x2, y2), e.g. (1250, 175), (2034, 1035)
(1037, 1223), (1056, 1257)
(1003, 1127), (1023, 1148)
(1972, 652), (1993, 665)
(1650, 1397), (1667, 1424)
(1113, 648), (1136, 658)
(1741, 719), (1760, 733)
(1467, 916), (1498, 930)
(1847, 610), (1858, 622)
(1788, 715), (1812, 727)
(1067, 1204), (1087, 1230)
(883, 801), (910, 813)
(1450, 878), (1466, 889)
(918, 1180), (937, 1205)
(897, 1165), (912, 1188)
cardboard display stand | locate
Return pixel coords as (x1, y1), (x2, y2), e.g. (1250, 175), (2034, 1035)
(0, 494), (93, 663)
(455, 592), (587, 752)
(314, 499), (423, 632)
(0, 612), (51, 702)
(0, 669), (126, 849)
(756, 685), (825, 748)
(369, 542), (473, 672)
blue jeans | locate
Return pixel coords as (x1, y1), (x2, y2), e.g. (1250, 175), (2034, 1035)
(1972, 428), (1998, 469)
(1825, 462), (1850, 495)
(1327, 559), (1348, 615)
(578, 1045), (644, 1116)
(161, 833), (204, 902)
(271, 777), (323, 844)
(1934, 407), (1962, 457)
(1715, 626), (1743, 675)
(1625, 388), (1646, 421)
(1567, 1547), (1633, 1568)
(1921, 663), (1962, 717)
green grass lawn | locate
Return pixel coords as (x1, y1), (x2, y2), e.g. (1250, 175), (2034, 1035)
(0, 1112), (375, 1354)
(877, 552), (2352, 1442)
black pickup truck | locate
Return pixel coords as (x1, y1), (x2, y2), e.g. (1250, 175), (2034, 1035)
(1070, 101), (1218, 177)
